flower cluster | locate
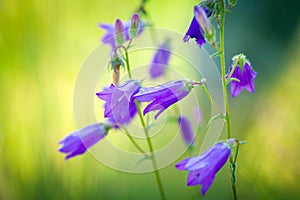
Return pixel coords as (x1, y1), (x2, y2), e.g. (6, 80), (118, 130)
(58, 1), (257, 199)
(96, 79), (201, 124)
(99, 13), (144, 51)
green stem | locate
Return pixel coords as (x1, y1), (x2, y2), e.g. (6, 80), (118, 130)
(219, 1), (237, 200)
(226, 59), (239, 81)
(122, 127), (149, 157)
(229, 143), (240, 200)
(125, 49), (132, 79)
(202, 85), (222, 114)
(220, 2), (231, 140)
(135, 100), (166, 200)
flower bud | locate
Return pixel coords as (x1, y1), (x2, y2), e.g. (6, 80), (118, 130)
(115, 19), (124, 46)
(194, 6), (212, 36)
(130, 13), (140, 39)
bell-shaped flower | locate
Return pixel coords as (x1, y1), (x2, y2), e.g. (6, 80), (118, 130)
(96, 80), (140, 125)
(134, 80), (203, 119)
(183, 6), (212, 47)
(226, 54), (257, 98)
(58, 123), (111, 160)
(175, 141), (231, 195)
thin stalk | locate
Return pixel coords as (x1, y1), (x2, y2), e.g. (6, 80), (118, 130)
(219, 1), (237, 200)
(135, 100), (166, 200)
(220, 1), (231, 140)
(226, 59), (238, 81)
(125, 49), (132, 79)
(122, 127), (149, 157)
(202, 85), (222, 114)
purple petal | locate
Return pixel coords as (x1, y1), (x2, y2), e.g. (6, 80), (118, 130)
(228, 62), (257, 98)
(175, 142), (231, 195)
(134, 80), (192, 119)
(178, 115), (194, 146)
(175, 157), (191, 170)
(149, 41), (171, 79)
(96, 80), (140, 125)
(183, 17), (206, 47)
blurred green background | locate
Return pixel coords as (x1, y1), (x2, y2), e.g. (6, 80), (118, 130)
(1, 0), (300, 199)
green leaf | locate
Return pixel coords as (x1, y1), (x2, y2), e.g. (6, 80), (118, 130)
(207, 114), (225, 128)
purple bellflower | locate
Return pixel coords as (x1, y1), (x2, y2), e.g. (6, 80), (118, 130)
(178, 115), (194, 146)
(175, 142), (231, 195)
(149, 39), (171, 79)
(58, 123), (111, 160)
(226, 54), (257, 98)
(183, 6), (212, 47)
(96, 80), (140, 125)
(194, 6), (213, 37)
(134, 80), (203, 119)
(99, 14), (144, 51)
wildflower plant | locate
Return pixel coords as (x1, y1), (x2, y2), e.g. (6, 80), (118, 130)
(59, 0), (257, 199)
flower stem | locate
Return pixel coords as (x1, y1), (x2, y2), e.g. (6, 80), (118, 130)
(122, 127), (149, 157)
(202, 85), (222, 114)
(125, 48), (132, 79)
(219, 1), (237, 200)
(135, 100), (166, 200)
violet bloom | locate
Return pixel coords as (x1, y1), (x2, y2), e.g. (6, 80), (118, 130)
(183, 6), (212, 47)
(96, 80), (140, 125)
(227, 55), (257, 98)
(134, 80), (198, 119)
(58, 123), (111, 160)
(178, 115), (194, 146)
(175, 142), (231, 195)
(149, 40), (171, 79)
(99, 15), (144, 50)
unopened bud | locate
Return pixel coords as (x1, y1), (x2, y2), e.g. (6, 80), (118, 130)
(130, 13), (140, 39)
(115, 19), (124, 46)
(194, 6), (212, 36)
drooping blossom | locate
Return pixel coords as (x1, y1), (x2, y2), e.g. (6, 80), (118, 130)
(175, 141), (231, 195)
(178, 115), (195, 146)
(183, 5), (212, 47)
(149, 39), (171, 79)
(96, 80), (140, 125)
(58, 123), (111, 160)
(226, 54), (257, 98)
(99, 14), (144, 50)
(194, 6), (212, 36)
(134, 80), (203, 119)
